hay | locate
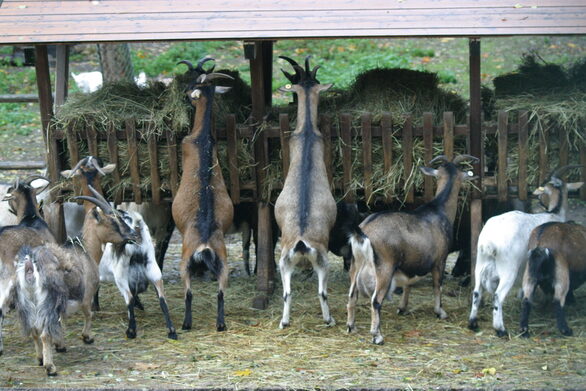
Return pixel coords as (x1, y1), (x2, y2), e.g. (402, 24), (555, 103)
(2, 233), (586, 389)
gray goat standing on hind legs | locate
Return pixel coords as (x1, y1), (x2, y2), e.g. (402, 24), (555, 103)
(172, 58), (234, 332)
(348, 155), (478, 345)
(274, 56), (337, 329)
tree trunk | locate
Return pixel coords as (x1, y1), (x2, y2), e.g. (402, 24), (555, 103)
(97, 43), (134, 83)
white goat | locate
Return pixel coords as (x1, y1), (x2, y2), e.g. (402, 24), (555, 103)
(468, 165), (583, 337)
(100, 209), (176, 339)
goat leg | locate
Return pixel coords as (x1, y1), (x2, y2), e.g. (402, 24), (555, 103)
(432, 268), (448, 319)
(153, 280), (177, 339)
(316, 251), (334, 326)
(40, 331), (57, 376)
(126, 294), (137, 339)
(278, 254), (293, 329)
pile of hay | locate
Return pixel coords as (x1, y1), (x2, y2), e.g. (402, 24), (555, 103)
(490, 56), (586, 186)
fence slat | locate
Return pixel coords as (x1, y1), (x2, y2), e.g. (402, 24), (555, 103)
(559, 127), (569, 167)
(539, 128), (549, 184)
(443, 111), (454, 160)
(341, 113), (354, 202)
(497, 111), (508, 202)
(581, 142), (586, 201)
(65, 125), (79, 169)
(321, 114), (333, 187)
(403, 115), (414, 204)
(86, 125), (98, 157)
(381, 113), (393, 203)
(226, 114), (240, 204)
(148, 133), (161, 205)
(166, 129), (179, 198)
(279, 114), (290, 179)
(125, 120), (142, 204)
(518, 111), (528, 201)
(362, 114), (373, 204)
(423, 112), (434, 202)
(106, 123), (122, 204)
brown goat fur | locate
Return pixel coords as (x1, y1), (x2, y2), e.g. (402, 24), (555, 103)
(172, 58), (234, 332)
(274, 56), (336, 329)
(14, 242), (98, 376)
(348, 155), (477, 344)
(521, 221), (586, 337)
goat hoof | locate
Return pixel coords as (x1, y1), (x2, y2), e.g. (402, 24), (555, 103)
(372, 336), (384, 345)
(325, 317), (336, 327)
(495, 329), (508, 338)
(436, 310), (448, 319)
(347, 324), (356, 333)
(217, 324), (226, 332)
(55, 346), (67, 353)
(279, 321), (290, 329)
(181, 322), (192, 331)
(521, 329), (530, 338)
(126, 329), (137, 339)
(38, 358), (44, 366)
(397, 308), (407, 316)
(468, 319), (479, 330)
(560, 327), (573, 337)
(46, 365), (57, 377)
(168, 329), (178, 340)
(83, 336), (94, 345)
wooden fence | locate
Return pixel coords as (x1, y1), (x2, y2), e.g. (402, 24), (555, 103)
(49, 110), (586, 205)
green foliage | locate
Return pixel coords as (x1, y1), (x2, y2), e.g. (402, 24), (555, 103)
(0, 103), (39, 136)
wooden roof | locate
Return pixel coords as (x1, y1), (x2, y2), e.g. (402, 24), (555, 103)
(0, 0), (585, 45)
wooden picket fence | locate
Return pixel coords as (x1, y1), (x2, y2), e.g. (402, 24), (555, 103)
(48, 110), (586, 205)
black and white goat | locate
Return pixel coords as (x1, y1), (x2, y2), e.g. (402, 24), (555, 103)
(0, 176), (55, 356)
(100, 208), (177, 339)
(348, 155), (478, 344)
(468, 165), (582, 337)
(520, 220), (586, 337)
(274, 56), (337, 329)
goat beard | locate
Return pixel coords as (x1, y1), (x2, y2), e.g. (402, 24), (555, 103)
(24, 261), (35, 284)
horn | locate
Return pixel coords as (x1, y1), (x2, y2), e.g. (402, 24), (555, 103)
(204, 72), (235, 82)
(453, 154), (480, 165)
(86, 184), (114, 213)
(310, 65), (321, 81)
(304, 56), (312, 74)
(13, 177), (20, 189)
(279, 56), (304, 77)
(177, 60), (194, 70)
(72, 196), (112, 213)
(87, 156), (107, 176)
(550, 165), (583, 179)
(67, 157), (89, 178)
(196, 57), (215, 73)
(429, 155), (450, 166)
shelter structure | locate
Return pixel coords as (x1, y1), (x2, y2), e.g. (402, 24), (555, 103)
(1, 0), (585, 308)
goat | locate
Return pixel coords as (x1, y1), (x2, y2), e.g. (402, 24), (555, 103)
(62, 156), (175, 270)
(329, 202), (366, 272)
(172, 58), (234, 332)
(348, 155), (478, 345)
(13, 190), (136, 376)
(100, 208), (177, 339)
(520, 220), (586, 337)
(274, 56), (337, 329)
(71, 71), (148, 93)
(0, 176), (56, 356)
(468, 165), (583, 337)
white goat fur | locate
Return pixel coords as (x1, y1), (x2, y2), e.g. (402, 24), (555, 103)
(469, 181), (582, 336)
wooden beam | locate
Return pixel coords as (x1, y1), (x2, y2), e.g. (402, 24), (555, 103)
(54, 44), (69, 113)
(469, 38), (482, 277)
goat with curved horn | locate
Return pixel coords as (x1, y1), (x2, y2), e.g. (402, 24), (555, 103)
(550, 165), (583, 180)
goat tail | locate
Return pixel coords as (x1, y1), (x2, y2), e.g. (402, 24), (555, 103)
(293, 240), (311, 255)
(350, 227), (375, 269)
(191, 247), (223, 278)
(527, 247), (554, 284)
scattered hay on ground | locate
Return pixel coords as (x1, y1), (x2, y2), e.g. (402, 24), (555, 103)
(1, 233), (585, 389)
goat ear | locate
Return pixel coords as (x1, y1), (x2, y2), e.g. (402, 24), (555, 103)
(92, 207), (103, 222)
(215, 86), (231, 95)
(567, 182), (584, 191)
(30, 178), (50, 194)
(533, 186), (545, 196)
(100, 164), (116, 175)
(2, 191), (14, 201)
(318, 83), (333, 92)
(420, 166), (438, 177)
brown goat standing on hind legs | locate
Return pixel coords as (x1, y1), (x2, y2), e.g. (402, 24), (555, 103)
(274, 56), (336, 329)
(172, 58), (234, 332)
(348, 155), (478, 344)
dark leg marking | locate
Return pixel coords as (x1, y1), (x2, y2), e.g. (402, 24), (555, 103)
(554, 300), (573, 336)
(520, 298), (531, 338)
(216, 290), (226, 332)
(159, 297), (177, 340)
(182, 289), (193, 330)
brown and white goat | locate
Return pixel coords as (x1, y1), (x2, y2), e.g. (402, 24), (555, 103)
(274, 56), (336, 329)
(521, 220), (586, 337)
(348, 155), (478, 344)
(13, 191), (135, 376)
(0, 176), (55, 356)
(172, 58), (234, 332)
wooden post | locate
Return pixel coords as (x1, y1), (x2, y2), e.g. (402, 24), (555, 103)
(518, 111), (528, 201)
(403, 115), (414, 204)
(469, 38), (483, 277)
(54, 45), (69, 114)
(362, 114), (373, 204)
(423, 112), (434, 202)
(381, 113), (393, 204)
(247, 40), (275, 309)
(497, 111), (508, 202)
(36, 45), (66, 243)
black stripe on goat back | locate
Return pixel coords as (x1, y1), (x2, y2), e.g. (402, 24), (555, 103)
(194, 89), (218, 243)
(296, 89), (319, 235)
